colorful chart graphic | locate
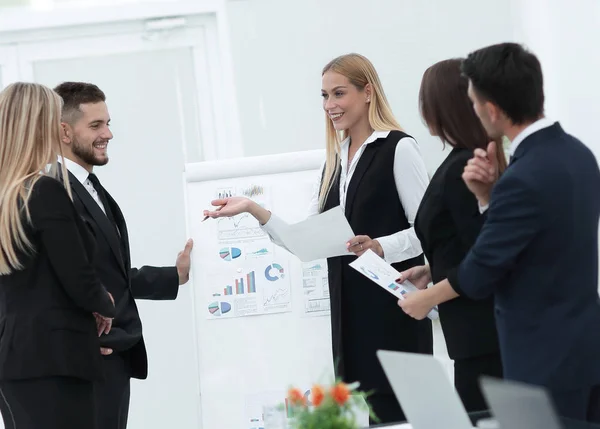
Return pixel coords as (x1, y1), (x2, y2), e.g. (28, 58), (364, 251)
(217, 214), (265, 240)
(248, 248), (270, 257)
(219, 247), (241, 261)
(242, 184), (264, 197)
(207, 301), (232, 316)
(306, 263), (322, 271)
(263, 288), (289, 306)
(246, 271), (257, 293)
(360, 266), (379, 280)
(387, 282), (400, 291)
(248, 417), (264, 429)
(222, 271), (257, 295)
(264, 263), (285, 281)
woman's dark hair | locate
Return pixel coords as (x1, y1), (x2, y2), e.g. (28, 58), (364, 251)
(419, 58), (507, 171)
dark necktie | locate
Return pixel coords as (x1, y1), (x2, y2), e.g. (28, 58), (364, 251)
(87, 173), (119, 234)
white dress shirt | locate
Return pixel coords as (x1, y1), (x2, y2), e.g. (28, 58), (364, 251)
(59, 157), (107, 214)
(263, 130), (429, 264)
(479, 117), (555, 213)
(508, 117), (555, 158)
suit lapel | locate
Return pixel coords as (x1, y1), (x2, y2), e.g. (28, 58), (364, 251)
(344, 139), (384, 219)
(67, 172), (127, 276)
(104, 190), (131, 271)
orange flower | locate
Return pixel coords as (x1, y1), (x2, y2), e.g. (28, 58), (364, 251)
(330, 382), (351, 405)
(311, 384), (325, 407)
(288, 387), (305, 406)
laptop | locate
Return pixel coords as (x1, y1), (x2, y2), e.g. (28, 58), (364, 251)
(376, 350), (476, 429)
(479, 376), (564, 429)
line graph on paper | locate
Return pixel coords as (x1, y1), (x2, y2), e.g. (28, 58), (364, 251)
(217, 213), (267, 241)
(263, 287), (290, 307)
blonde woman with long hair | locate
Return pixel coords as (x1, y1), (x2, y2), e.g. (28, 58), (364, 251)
(0, 82), (115, 429)
(204, 54), (431, 423)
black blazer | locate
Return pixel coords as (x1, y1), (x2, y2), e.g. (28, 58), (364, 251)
(415, 147), (499, 360)
(0, 176), (115, 382)
(449, 123), (600, 391)
(66, 170), (179, 380)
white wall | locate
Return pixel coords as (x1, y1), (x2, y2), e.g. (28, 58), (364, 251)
(510, 0), (600, 158)
(225, 0), (516, 174)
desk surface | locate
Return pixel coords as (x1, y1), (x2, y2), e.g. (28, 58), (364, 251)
(367, 413), (600, 429)
(368, 425), (411, 429)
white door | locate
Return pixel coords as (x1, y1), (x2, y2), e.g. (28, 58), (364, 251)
(0, 45), (18, 89)
(13, 19), (220, 429)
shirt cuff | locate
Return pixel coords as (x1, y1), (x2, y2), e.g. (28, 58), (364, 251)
(260, 213), (287, 246)
(377, 235), (405, 264)
(478, 202), (489, 213)
(375, 226), (423, 264)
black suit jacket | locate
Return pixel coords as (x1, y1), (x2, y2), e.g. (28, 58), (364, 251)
(415, 147), (499, 360)
(0, 176), (115, 382)
(449, 123), (600, 391)
(66, 170), (179, 379)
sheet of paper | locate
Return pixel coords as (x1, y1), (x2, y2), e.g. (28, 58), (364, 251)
(349, 249), (439, 320)
(276, 206), (355, 262)
(301, 259), (330, 317)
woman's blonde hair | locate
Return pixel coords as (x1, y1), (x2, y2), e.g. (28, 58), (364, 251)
(0, 82), (71, 275)
(319, 53), (403, 211)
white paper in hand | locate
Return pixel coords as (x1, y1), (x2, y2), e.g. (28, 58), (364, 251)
(348, 249), (438, 320)
(277, 206), (355, 262)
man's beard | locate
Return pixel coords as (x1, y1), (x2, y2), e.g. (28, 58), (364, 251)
(72, 137), (109, 167)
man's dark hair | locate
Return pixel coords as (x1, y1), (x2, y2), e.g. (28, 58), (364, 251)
(461, 43), (544, 124)
(53, 82), (106, 124)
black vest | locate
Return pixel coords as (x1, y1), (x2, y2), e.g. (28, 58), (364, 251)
(322, 131), (432, 394)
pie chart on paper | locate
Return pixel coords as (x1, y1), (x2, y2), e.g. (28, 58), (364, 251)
(265, 263), (285, 281)
(219, 247), (242, 261)
(208, 301), (232, 316)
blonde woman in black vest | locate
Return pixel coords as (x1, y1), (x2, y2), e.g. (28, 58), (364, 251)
(204, 53), (431, 424)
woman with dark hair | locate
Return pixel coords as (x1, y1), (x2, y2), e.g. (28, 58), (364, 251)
(397, 58), (506, 412)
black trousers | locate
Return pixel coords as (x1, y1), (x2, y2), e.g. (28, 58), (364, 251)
(552, 385), (600, 423)
(94, 353), (132, 429)
(0, 376), (94, 429)
(368, 393), (406, 425)
(454, 352), (504, 412)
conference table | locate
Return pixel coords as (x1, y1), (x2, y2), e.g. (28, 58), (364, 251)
(367, 411), (600, 428)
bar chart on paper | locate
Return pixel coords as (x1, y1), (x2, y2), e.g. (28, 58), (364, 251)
(206, 264), (291, 319)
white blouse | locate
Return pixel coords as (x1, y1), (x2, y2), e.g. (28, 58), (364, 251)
(263, 130), (429, 264)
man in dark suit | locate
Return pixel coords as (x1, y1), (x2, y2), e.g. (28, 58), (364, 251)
(54, 82), (194, 429)
(398, 43), (600, 422)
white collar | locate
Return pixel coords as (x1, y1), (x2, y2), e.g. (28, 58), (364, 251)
(509, 117), (555, 156)
(340, 130), (391, 149)
(58, 156), (92, 185)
